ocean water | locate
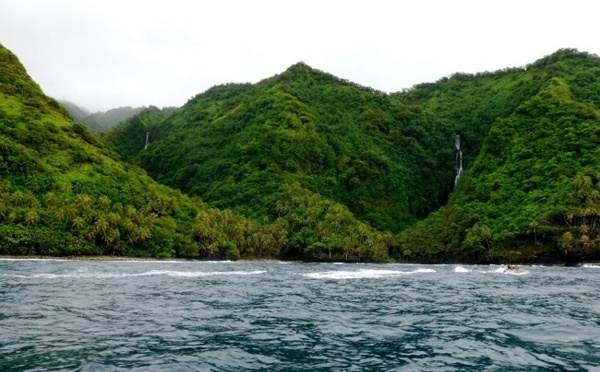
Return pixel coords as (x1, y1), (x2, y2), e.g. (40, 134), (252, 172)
(1, 260), (600, 371)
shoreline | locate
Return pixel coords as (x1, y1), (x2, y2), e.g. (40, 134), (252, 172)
(0, 255), (199, 262)
(0, 255), (293, 263)
(0, 255), (598, 266)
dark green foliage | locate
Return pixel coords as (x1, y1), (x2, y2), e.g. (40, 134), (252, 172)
(0, 44), (294, 260)
(103, 63), (457, 260)
(397, 49), (600, 263)
(104, 50), (600, 263)
(102, 106), (172, 162)
(111, 63), (449, 234)
(3, 42), (600, 263)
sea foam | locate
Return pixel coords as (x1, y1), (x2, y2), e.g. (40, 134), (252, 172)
(304, 268), (435, 279)
(454, 266), (470, 273)
(5, 270), (266, 279)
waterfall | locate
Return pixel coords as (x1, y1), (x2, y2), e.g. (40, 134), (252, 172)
(144, 132), (149, 150)
(454, 134), (463, 186)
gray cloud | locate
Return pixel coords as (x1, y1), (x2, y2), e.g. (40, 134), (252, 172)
(1, 0), (598, 112)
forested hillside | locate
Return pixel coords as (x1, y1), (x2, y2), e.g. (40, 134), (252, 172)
(0, 44), (292, 260)
(2, 42), (599, 263)
(396, 49), (600, 263)
(111, 64), (454, 230)
(103, 63), (467, 259)
(107, 49), (600, 263)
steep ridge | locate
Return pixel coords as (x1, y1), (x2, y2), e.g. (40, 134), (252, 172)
(397, 49), (600, 263)
(107, 50), (600, 263)
(0, 44), (292, 260)
(110, 63), (452, 234)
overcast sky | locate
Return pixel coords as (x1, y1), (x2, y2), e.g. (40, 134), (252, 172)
(1, 0), (598, 112)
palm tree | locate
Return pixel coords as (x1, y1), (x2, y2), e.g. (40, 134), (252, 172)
(74, 194), (93, 210)
(24, 210), (39, 225)
(11, 191), (25, 207)
(106, 212), (120, 228)
(137, 226), (151, 243)
(0, 201), (8, 220)
(104, 228), (120, 246)
(72, 216), (86, 229)
(98, 195), (111, 211)
(44, 192), (59, 208)
(0, 180), (11, 194)
(94, 218), (109, 237)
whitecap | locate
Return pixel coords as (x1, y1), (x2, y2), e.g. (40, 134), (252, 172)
(582, 264), (600, 268)
(304, 268), (435, 279)
(0, 258), (67, 262)
(478, 266), (529, 275)
(503, 270), (529, 276)
(6, 270), (266, 279)
(454, 266), (470, 273)
(137, 270), (266, 277)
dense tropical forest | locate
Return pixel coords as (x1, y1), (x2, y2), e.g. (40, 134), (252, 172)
(0, 44), (288, 260)
(1, 43), (599, 262)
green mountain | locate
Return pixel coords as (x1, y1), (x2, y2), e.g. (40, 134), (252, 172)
(106, 50), (600, 263)
(0, 44), (290, 260)
(114, 64), (452, 228)
(3, 42), (598, 263)
(105, 63), (464, 260)
(395, 49), (600, 263)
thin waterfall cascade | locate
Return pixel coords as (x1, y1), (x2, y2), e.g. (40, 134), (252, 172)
(144, 132), (149, 150)
(454, 135), (463, 186)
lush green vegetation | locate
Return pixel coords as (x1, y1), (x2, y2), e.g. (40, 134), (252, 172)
(101, 106), (172, 162)
(0, 44), (282, 260)
(395, 49), (600, 263)
(104, 63), (461, 260)
(111, 64), (450, 234)
(2, 43), (599, 263)
(107, 50), (599, 263)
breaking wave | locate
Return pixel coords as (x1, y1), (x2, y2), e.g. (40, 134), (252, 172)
(304, 268), (435, 279)
(5, 270), (266, 279)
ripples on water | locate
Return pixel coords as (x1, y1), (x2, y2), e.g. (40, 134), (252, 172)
(1, 260), (600, 371)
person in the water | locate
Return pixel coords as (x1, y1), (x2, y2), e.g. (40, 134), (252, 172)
(505, 264), (521, 271)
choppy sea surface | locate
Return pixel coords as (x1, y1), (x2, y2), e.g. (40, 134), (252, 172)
(1, 259), (600, 371)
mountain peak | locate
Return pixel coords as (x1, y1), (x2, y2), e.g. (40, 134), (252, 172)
(285, 61), (313, 72)
(0, 43), (40, 93)
(528, 48), (600, 69)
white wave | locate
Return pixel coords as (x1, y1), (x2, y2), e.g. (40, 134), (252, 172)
(476, 266), (529, 275)
(198, 260), (234, 264)
(138, 270), (266, 277)
(582, 264), (600, 268)
(454, 266), (470, 273)
(0, 258), (235, 263)
(5, 270), (266, 279)
(304, 268), (435, 279)
(114, 260), (189, 263)
(101, 259), (235, 264)
(0, 258), (68, 262)
(503, 270), (529, 276)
